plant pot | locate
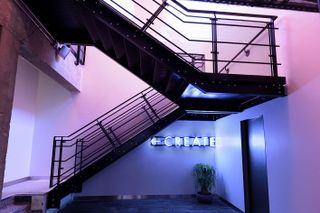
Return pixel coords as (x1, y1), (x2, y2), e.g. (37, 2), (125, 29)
(196, 193), (213, 204)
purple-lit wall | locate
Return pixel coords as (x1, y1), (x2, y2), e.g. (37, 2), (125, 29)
(79, 120), (215, 196)
(208, 5), (320, 213)
(19, 47), (148, 178)
(215, 79), (320, 213)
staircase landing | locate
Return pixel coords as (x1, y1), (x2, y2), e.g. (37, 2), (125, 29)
(2, 179), (50, 199)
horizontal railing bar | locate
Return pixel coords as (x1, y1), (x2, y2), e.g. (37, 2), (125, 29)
(99, 90), (160, 124)
(78, 146), (114, 172)
(116, 103), (177, 141)
(108, 106), (155, 134)
(60, 96), (163, 148)
(55, 103), (178, 184)
(166, 0), (272, 24)
(76, 127), (104, 144)
(154, 12), (275, 29)
(114, 104), (176, 141)
(216, 41), (279, 47)
(100, 0), (146, 27)
(59, 101), (175, 163)
(80, 143), (114, 165)
(103, 105), (150, 131)
(149, 9), (276, 47)
(99, 0), (280, 75)
(98, 100), (148, 125)
(60, 134), (107, 162)
(132, 0), (194, 43)
(216, 23), (277, 29)
(60, 105), (168, 164)
(55, 88), (154, 141)
(152, 1), (274, 29)
(199, 58), (281, 65)
(117, 104), (175, 142)
(58, 87), (152, 138)
(74, 144), (114, 170)
(109, 95), (168, 131)
(171, 0), (277, 20)
(83, 98), (153, 140)
(59, 128), (102, 148)
(167, 37), (279, 47)
(99, 100), (155, 128)
(103, 0), (198, 64)
(116, 119), (154, 142)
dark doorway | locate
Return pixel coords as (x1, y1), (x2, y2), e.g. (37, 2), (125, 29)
(241, 116), (270, 213)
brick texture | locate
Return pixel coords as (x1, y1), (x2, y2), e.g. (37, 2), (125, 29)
(0, 0), (23, 199)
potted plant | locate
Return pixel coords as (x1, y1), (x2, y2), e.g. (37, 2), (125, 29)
(193, 163), (216, 203)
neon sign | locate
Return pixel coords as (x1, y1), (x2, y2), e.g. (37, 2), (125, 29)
(150, 136), (216, 147)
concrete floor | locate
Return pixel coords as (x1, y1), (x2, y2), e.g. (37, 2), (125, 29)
(59, 196), (243, 213)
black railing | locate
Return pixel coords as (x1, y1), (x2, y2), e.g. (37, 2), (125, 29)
(50, 87), (179, 187)
(100, 0), (280, 76)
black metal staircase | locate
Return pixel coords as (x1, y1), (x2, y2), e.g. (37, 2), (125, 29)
(48, 88), (184, 208)
(15, 0), (289, 209)
(19, 0), (286, 114)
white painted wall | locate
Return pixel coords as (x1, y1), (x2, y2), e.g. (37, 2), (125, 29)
(29, 47), (149, 177)
(79, 120), (215, 196)
(208, 4), (320, 213)
(4, 57), (39, 182)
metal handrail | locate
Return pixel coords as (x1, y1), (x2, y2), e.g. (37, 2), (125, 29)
(167, 2), (271, 24)
(170, 0), (277, 20)
(98, 0), (280, 76)
(50, 88), (179, 187)
(55, 87), (152, 139)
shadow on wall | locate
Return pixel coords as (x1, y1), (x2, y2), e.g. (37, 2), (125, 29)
(216, 173), (227, 198)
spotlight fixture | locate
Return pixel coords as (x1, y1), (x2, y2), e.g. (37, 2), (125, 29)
(57, 45), (71, 59)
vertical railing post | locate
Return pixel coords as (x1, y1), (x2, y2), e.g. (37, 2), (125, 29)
(57, 138), (64, 186)
(49, 137), (57, 187)
(211, 17), (218, 74)
(268, 19), (278, 77)
(80, 139), (84, 172)
(74, 139), (79, 175)
(141, 94), (160, 120)
(143, 105), (156, 123)
(108, 127), (121, 146)
(97, 120), (116, 147)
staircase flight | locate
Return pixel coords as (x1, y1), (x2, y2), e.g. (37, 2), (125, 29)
(48, 88), (185, 208)
(14, 0), (289, 209)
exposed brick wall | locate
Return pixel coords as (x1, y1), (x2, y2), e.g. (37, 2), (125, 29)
(0, 0), (22, 199)
(0, 0), (83, 198)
